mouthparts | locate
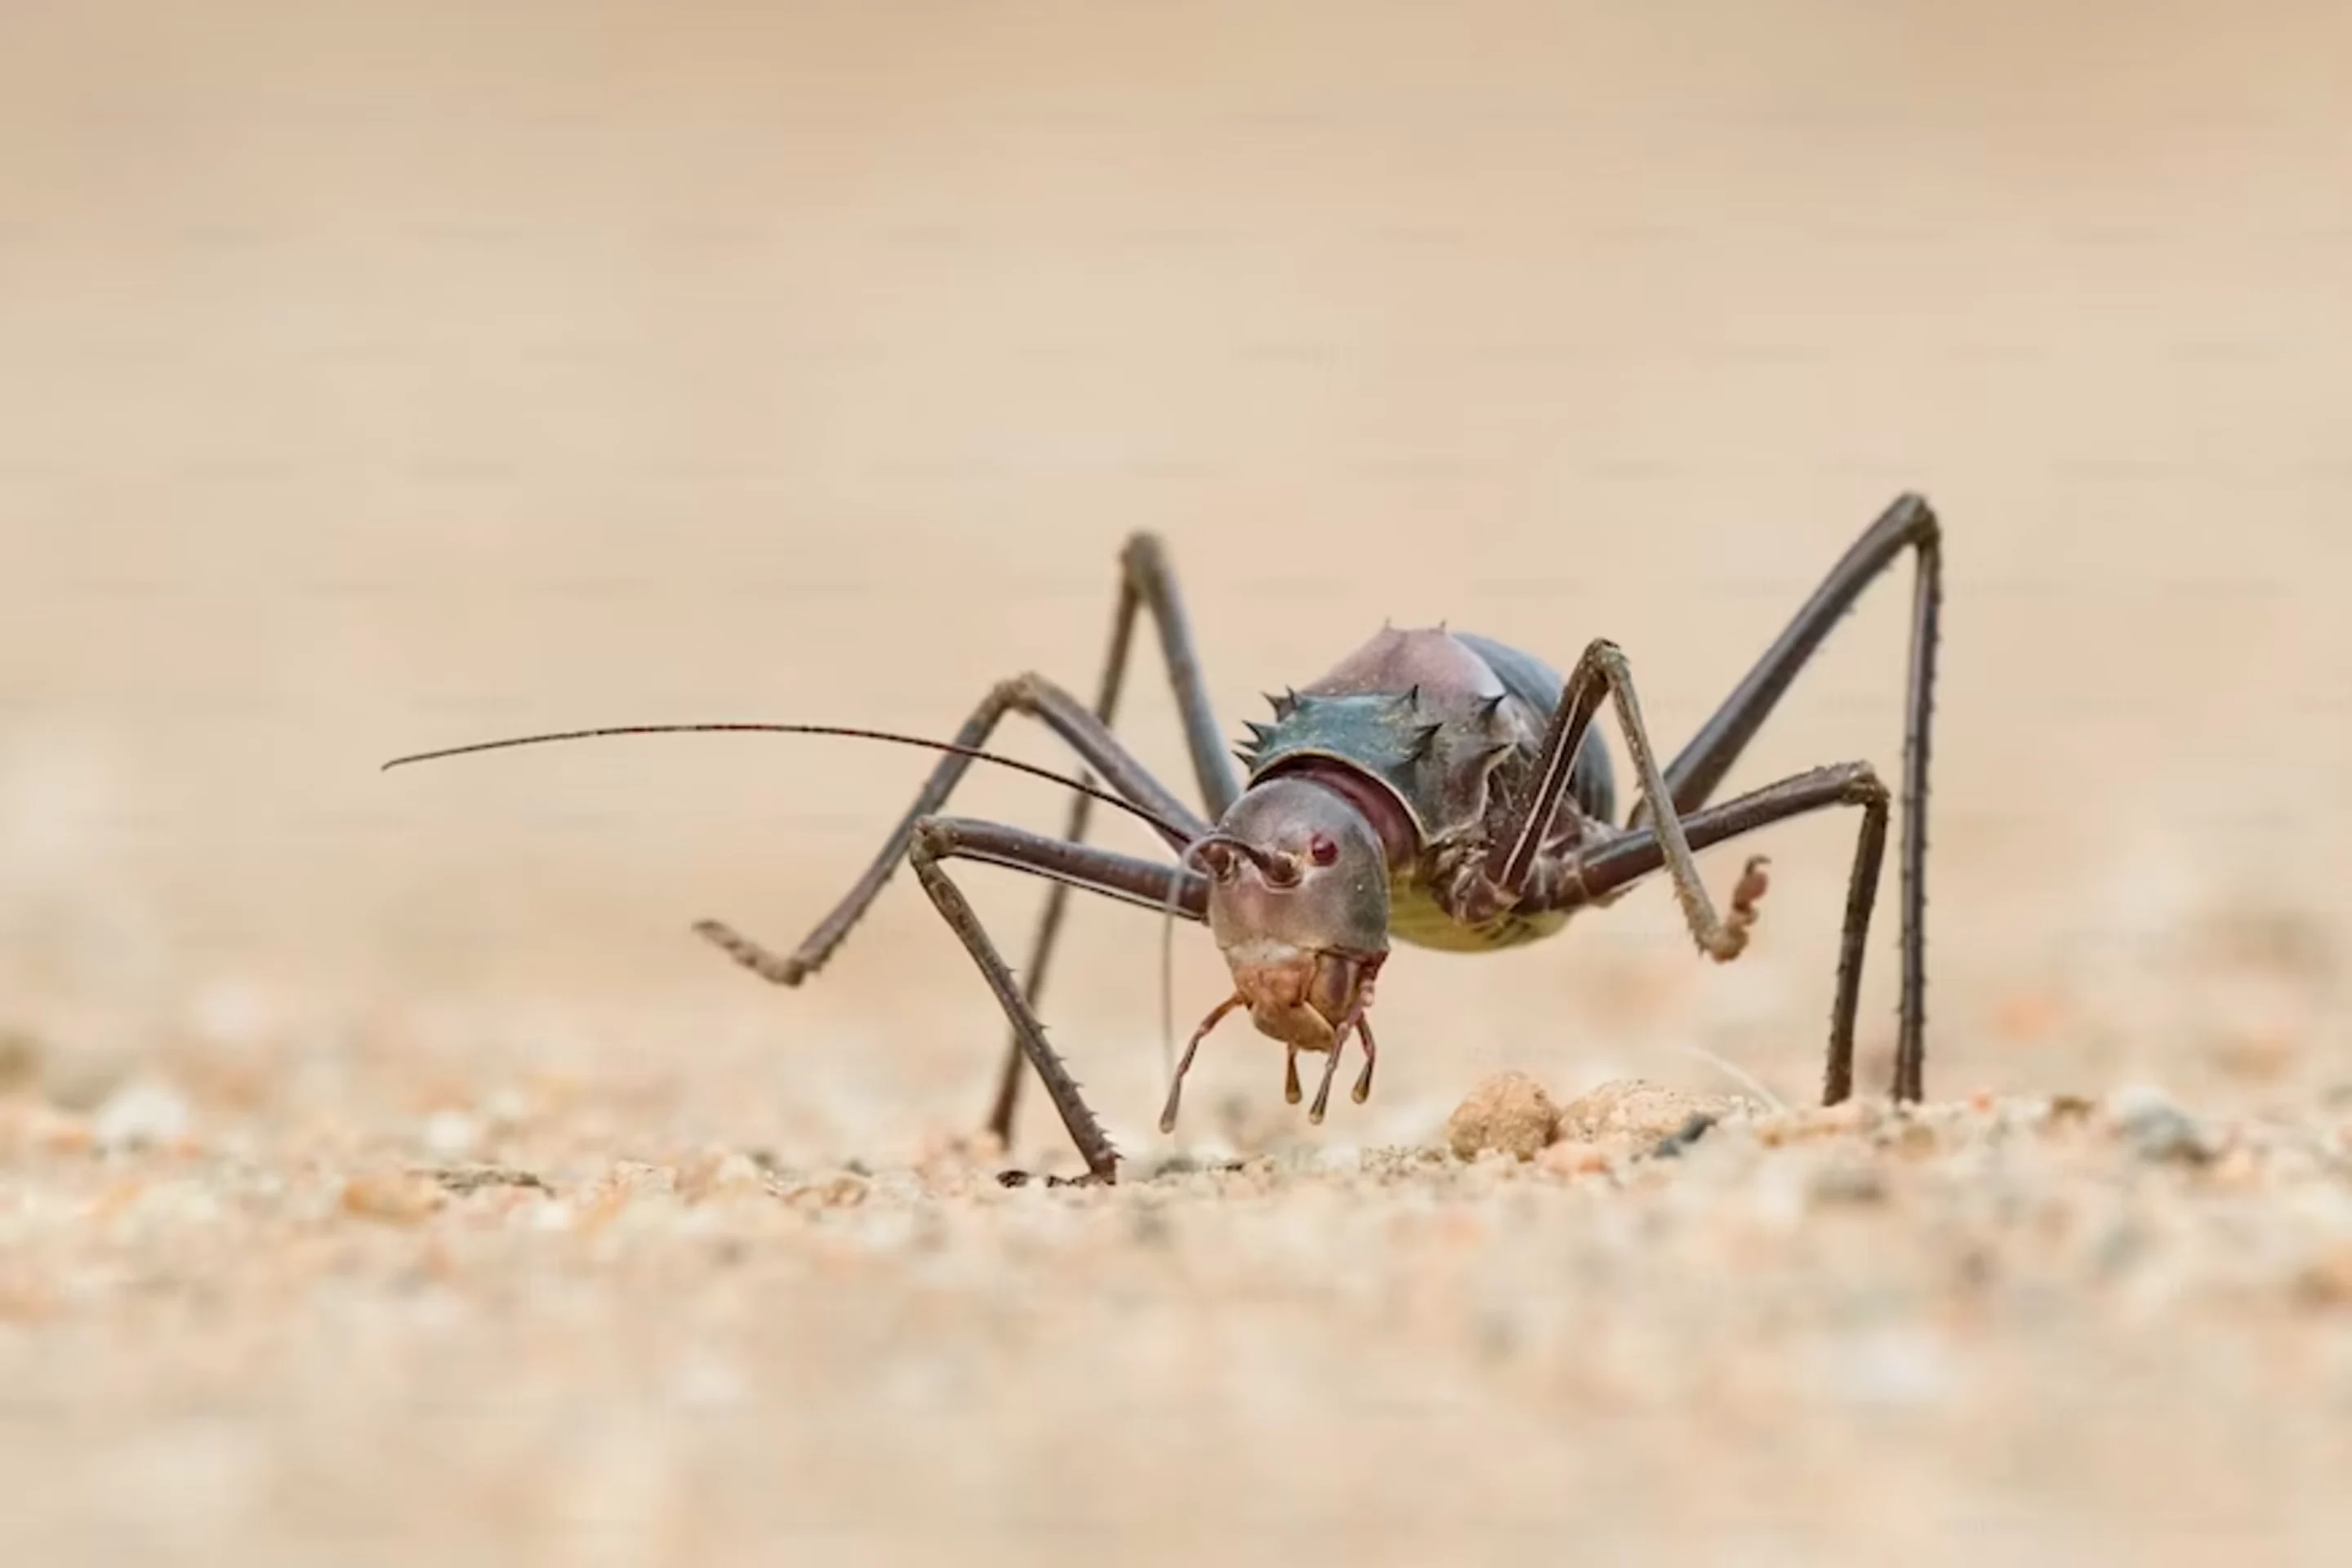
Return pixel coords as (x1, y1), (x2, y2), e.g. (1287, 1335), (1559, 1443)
(1156, 938), (1385, 1137)
(1223, 939), (1379, 1054)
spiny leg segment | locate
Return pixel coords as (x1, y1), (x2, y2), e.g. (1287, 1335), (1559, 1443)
(690, 667), (1205, 982)
(986, 534), (1245, 1146)
(1487, 493), (1940, 1103)
(1647, 493), (1940, 1101)
(1480, 637), (1772, 964)
(906, 815), (1212, 1182)
(1539, 763), (1893, 1104)
(692, 535), (1243, 1156)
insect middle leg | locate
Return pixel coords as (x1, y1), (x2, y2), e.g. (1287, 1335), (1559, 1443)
(1468, 636), (1771, 966)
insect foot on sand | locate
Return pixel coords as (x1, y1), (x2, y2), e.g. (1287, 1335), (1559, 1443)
(386, 495), (1941, 1186)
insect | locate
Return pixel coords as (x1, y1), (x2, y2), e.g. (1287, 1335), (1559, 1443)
(388, 493), (1941, 1185)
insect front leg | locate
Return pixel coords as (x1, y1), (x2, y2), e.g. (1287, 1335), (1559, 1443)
(987, 533), (1244, 1146)
(903, 814), (1212, 1183)
(693, 671), (1208, 985)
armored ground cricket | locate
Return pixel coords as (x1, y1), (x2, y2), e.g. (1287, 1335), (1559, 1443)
(389, 493), (1942, 1183)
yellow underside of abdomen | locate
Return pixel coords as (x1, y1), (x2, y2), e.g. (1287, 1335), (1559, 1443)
(1386, 871), (1571, 954)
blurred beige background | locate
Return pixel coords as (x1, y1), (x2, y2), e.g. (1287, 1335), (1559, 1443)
(2, 0), (2347, 1154)
(5, 4), (2352, 1565)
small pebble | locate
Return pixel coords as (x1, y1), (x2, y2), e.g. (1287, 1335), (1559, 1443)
(419, 1110), (482, 1160)
(782, 1172), (871, 1209)
(1561, 1079), (1748, 1143)
(91, 1077), (193, 1153)
(2106, 1085), (2220, 1165)
(341, 1172), (443, 1225)
(1446, 1071), (1561, 1160)
(678, 1150), (768, 1202)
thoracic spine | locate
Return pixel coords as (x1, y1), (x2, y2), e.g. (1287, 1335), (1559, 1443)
(1233, 688), (1525, 843)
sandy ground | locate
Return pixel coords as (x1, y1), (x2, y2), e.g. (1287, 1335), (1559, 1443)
(3, 2), (2350, 1561)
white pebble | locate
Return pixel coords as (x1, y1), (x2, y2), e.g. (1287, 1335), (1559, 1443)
(92, 1076), (192, 1152)
(420, 1110), (482, 1160)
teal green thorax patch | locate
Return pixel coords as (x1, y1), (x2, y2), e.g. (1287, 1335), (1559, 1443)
(1235, 688), (1517, 847)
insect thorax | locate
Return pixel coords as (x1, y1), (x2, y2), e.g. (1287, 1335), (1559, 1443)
(1235, 688), (1524, 848)
(1231, 626), (1617, 953)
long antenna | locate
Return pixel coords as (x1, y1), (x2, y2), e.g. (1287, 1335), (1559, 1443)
(382, 722), (1199, 846)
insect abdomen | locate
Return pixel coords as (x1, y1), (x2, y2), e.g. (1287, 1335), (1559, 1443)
(1386, 870), (1572, 953)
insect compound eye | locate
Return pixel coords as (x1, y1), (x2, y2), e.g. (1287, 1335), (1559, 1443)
(1307, 833), (1340, 867)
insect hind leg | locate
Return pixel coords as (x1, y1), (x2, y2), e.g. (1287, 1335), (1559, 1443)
(1644, 492), (1941, 1103)
(1539, 763), (1897, 1105)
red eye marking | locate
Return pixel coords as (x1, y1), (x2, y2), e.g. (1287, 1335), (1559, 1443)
(1308, 833), (1339, 866)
